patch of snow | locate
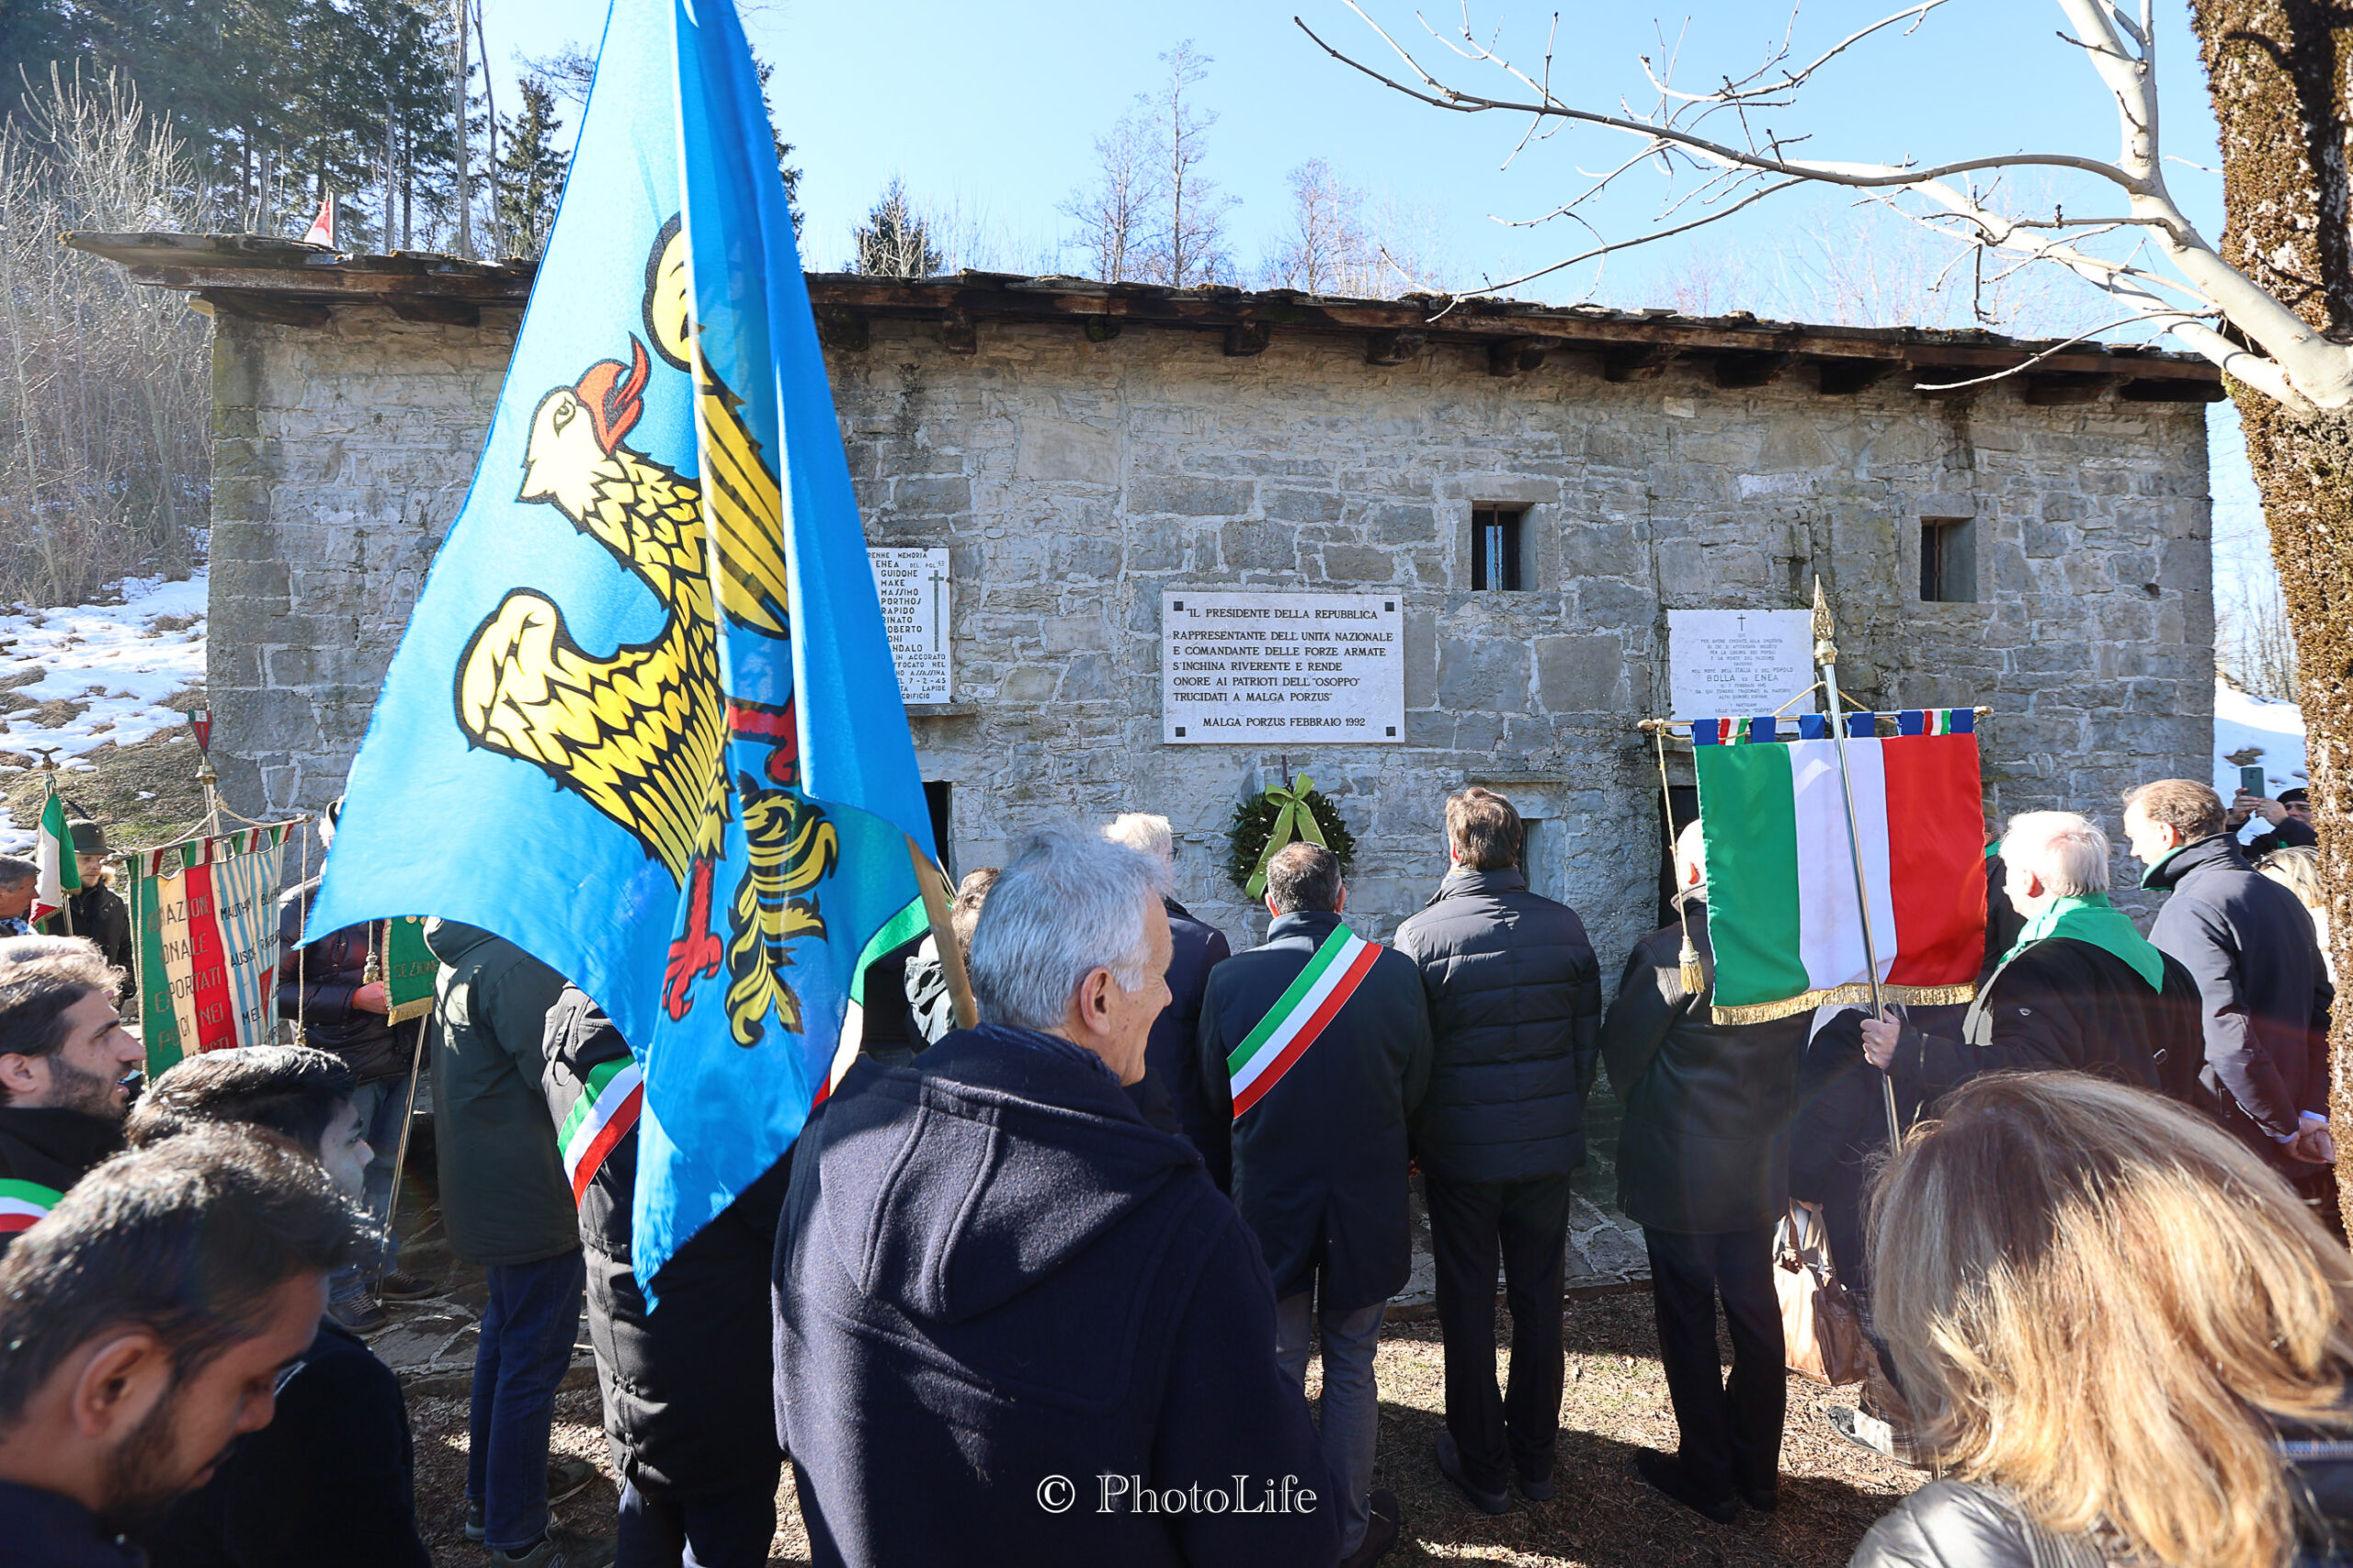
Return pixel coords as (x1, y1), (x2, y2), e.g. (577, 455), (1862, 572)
(0, 572), (205, 850)
(2214, 677), (2307, 848)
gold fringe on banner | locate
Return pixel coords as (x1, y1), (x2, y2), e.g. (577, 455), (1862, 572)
(1709, 980), (1977, 1028)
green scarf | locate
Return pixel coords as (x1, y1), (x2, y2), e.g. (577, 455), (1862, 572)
(2004, 892), (2165, 991)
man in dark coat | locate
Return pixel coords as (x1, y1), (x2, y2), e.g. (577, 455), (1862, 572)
(2123, 779), (2334, 1174)
(1105, 814), (1233, 1170)
(1197, 841), (1428, 1566)
(0, 948), (140, 1256)
(1601, 821), (1810, 1524)
(1863, 810), (2204, 1102)
(277, 801), (437, 1327)
(34, 820), (135, 1008)
(426, 921), (608, 1568)
(123, 1045), (429, 1568)
(541, 986), (784, 1568)
(1390, 788), (1601, 1513)
(774, 824), (1339, 1568)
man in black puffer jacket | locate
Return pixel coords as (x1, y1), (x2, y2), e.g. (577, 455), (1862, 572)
(1601, 823), (1809, 1525)
(773, 824), (1337, 1568)
(1392, 788), (1601, 1513)
(541, 987), (784, 1568)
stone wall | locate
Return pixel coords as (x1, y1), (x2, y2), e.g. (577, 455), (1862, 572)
(207, 304), (2213, 970)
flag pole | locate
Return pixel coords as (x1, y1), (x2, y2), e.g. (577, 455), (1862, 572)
(906, 838), (977, 1031)
(1813, 578), (1903, 1151)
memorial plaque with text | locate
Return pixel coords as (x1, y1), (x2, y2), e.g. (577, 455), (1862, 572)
(1667, 608), (1814, 720)
(1162, 591), (1404, 744)
(869, 547), (951, 704)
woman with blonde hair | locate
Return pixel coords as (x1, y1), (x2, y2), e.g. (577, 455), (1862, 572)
(1851, 1071), (2353, 1567)
(2258, 844), (2336, 987)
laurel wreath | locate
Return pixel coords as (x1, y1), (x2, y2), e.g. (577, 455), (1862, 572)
(1224, 778), (1357, 896)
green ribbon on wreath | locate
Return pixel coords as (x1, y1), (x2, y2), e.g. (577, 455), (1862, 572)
(1245, 774), (1331, 901)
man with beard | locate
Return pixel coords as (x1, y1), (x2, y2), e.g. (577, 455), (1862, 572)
(0, 1128), (357, 1566)
(123, 1046), (431, 1568)
(0, 948), (143, 1256)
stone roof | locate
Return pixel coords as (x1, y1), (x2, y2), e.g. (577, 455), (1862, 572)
(65, 230), (2224, 403)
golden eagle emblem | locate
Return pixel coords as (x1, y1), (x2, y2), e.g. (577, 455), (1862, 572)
(454, 218), (834, 1043)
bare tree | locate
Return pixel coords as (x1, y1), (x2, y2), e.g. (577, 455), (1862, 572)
(0, 67), (209, 605)
(1063, 108), (1159, 284)
(1144, 40), (1235, 288)
(1307, 0), (2353, 1203)
(1267, 158), (1371, 293)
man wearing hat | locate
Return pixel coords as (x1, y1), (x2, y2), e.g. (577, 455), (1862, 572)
(35, 815), (135, 1006)
(277, 798), (443, 1330)
(2234, 785), (2319, 858)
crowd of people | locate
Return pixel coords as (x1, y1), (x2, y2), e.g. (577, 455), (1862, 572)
(1, 775), (2350, 1568)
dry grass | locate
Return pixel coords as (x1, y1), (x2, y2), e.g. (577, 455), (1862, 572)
(406, 1291), (1917, 1567)
(0, 689), (209, 851)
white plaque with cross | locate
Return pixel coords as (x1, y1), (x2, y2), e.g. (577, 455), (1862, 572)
(1667, 608), (1815, 720)
(869, 548), (951, 705)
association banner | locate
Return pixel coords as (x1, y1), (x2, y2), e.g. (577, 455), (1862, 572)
(130, 823), (290, 1074)
(382, 915), (438, 1024)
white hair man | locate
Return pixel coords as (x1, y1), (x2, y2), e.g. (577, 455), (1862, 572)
(1100, 812), (1235, 1173)
(771, 824), (1339, 1568)
(1861, 810), (2205, 1100)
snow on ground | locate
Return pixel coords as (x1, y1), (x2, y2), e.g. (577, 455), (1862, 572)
(0, 571), (206, 846)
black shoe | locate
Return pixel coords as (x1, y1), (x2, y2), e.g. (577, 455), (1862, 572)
(1341, 1491), (1401, 1567)
(1632, 1450), (1737, 1525)
(1517, 1468), (1556, 1503)
(1740, 1484), (1778, 1514)
(371, 1269), (444, 1302)
(1435, 1433), (1511, 1515)
(545, 1457), (597, 1509)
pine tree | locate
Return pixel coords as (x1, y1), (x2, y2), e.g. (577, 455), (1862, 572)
(751, 55), (802, 241)
(852, 177), (941, 277)
(493, 73), (567, 258)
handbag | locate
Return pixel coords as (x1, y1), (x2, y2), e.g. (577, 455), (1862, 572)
(1775, 1202), (1869, 1385)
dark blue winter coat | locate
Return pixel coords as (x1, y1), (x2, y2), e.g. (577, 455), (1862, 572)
(1147, 897), (1234, 1184)
(1194, 911), (1431, 1312)
(771, 1024), (1340, 1568)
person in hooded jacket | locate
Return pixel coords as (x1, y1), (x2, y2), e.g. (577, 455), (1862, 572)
(1196, 840), (1430, 1566)
(773, 824), (1339, 1568)
(1389, 788), (1601, 1514)
(1849, 1072), (2353, 1568)
(2122, 779), (2334, 1176)
(1861, 811), (2204, 1104)
(426, 920), (608, 1568)
(1601, 820), (1811, 1525)
(540, 985), (785, 1568)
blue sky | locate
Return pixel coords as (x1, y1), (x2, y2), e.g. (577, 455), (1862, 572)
(476, 0), (2268, 605)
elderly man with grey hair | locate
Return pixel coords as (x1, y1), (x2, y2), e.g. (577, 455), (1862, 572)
(1861, 810), (2203, 1101)
(771, 823), (1340, 1568)
(1103, 812), (1234, 1172)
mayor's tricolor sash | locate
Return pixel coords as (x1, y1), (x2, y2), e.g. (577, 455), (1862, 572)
(0, 1177), (63, 1234)
(1229, 925), (1381, 1119)
(560, 1058), (644, 1203)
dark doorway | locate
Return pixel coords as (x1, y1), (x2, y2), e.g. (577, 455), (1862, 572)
(1654, 783), (1699, 928)
(924, 781), (956, 881)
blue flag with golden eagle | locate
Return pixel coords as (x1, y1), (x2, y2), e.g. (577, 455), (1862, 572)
(309, 0), (938, 1291)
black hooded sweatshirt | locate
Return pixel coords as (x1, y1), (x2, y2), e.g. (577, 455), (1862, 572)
(772, 1023), (1340, 1568)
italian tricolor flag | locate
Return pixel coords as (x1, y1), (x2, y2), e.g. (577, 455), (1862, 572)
(1694, 711), (1985, 1023)
(0, 1176), (62, 1235)
(559, 1058), (643, 1204)
(30, 790), (79, 923)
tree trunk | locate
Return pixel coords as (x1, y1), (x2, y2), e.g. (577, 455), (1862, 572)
(2191, 1), (2353, 1221)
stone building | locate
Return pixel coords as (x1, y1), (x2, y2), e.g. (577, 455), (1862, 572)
(80, 233), (2222, 972)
